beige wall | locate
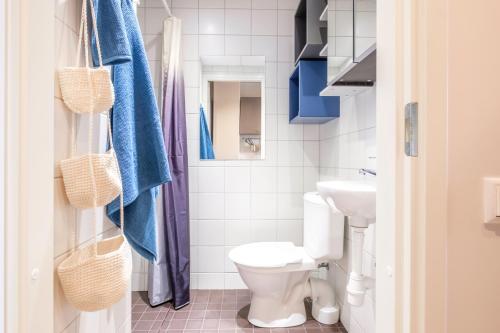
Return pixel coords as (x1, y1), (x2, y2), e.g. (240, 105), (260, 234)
(446, 0), (500, 331)
(54, 1), (130, 332)
(213, 81), (241, 159)
(240, 97), (261, 135)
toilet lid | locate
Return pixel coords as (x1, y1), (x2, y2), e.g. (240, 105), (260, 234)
(228, 242), (305, 268)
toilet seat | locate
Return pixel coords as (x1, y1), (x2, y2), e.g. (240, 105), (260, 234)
(229, 242), (317, 272)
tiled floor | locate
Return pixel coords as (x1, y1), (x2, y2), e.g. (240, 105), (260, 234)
(132, 290), (347, 333)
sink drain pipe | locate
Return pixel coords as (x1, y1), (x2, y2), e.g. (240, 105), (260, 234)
(346, 226), (374, 306)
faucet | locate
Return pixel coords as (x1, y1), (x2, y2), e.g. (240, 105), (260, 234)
(358, 168), (376, 176)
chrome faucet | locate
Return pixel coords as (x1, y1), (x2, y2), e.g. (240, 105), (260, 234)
(359, 168), (376, 176)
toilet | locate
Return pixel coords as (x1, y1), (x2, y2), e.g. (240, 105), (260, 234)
(228, 192), (345, 328)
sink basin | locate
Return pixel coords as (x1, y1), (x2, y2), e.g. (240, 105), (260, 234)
(316, 180), (376, 227)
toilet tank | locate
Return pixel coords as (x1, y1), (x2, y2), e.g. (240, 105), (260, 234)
(303, 192), (344, 261)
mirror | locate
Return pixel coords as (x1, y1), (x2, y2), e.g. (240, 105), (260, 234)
(326, 0), (376, 82)
(327, 0), (353, 82)
(199, 56), (265, 160)
(354, 0), (376, 60)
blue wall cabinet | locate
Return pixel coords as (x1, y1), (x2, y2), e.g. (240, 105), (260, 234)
(289, 60), (340, 123)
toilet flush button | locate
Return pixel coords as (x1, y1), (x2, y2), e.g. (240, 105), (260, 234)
(483, 178), (500, 224)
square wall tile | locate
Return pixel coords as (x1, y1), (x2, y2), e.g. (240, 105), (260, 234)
(250, 193), (277, 219)
(184, 61), (201, 87)
(225, 193), (250, 219)
(277, 140), (303, 166)
(277, 62), (293, 88)
(277, 167), (304, 193)
(265, 88), (278, 114)
(303, 141), (320, 167)
(225, 219), (252, 245)
(277, 220), (303, 245)
(199, 35), (225, 56)
(197, 273), (225, 289)
(277, 88), (289, 115)
(145, 7), (166, 34)
(198, 193), (225, 219)
(303, 167), (319, 192)
(199, 9), (225, 34)
(198, 246), (225, 272)
(252, 0), (277, 9)
(225, 35), (251, 55)
(277, 10), (295, 36)
(251, 10), (277, 36)
(172, 9), (199, 34)
(303, 124), (320, 140)
(251, 220), (277, 242)
(182, 35), (199, 60)
(278, 0), (300, 9)
(277, 36), (294, 62)
(198, 167), (225, 192)
(172, 0), (198, 8)
(277, 193), (303, 219)
(266, 114), (278, 141)
(252, 36), (277, 61)
(199, 0), (225, 8)
(198, 220), (225, 245)
(225, 167), (251, 192)
(226, 0), (252, 8)
(265, 62), (277, 88)
(250, 167), (277, 193)
(225, 9), (251, 35)
(278, 115), (303, 140)
(190, 219), (199, 245)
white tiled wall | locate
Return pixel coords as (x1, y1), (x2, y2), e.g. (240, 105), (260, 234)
(319, 86), (376, 333)
(135, 0), (320, 290)
(54, 1), (131, 332)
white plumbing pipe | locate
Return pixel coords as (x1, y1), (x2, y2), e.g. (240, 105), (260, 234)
(346, 226), (372, 306)
(306, 277), (340, 325)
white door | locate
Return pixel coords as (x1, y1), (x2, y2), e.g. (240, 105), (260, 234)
(377, 0), (448, 332)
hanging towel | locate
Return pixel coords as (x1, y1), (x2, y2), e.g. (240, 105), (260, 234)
(90, 0), (171, 261)
(199, 105), (215, 160)
(148, 16), (190, 309)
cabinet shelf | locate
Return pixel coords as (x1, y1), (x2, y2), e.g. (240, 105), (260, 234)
(319, 5), (328, 21)
(289, 60), (339, 124)
(294, 0), (328, 64)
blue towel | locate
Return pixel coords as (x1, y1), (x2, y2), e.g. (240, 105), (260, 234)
(91, 0), (171, 261)
(199, 105), (215, 160)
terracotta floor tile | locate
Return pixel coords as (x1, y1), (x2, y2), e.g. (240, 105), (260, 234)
(131, 290), (349, 333)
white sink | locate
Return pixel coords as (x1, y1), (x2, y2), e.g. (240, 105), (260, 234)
(316, 180), (377, 307)
(316, 180), (376, 227)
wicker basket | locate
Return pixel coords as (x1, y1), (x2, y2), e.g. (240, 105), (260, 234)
(57, 0), (131, 313)
(59, 67), (114, 114)
(58, 0), (114, 114)
(60, 149), (122, 209)
(57, 234), (132, 312)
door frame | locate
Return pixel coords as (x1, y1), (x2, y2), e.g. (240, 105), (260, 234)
(4, 0), (54, 332)
(377, 0), (448, 332)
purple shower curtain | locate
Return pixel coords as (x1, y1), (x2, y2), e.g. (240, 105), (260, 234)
(148, 17), (190, 309)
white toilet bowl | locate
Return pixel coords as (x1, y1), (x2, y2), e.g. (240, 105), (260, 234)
(229, 242), (339, 328)
(228, 192), (345, 328)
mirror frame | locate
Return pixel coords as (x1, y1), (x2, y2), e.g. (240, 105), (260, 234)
(200, 72), (266, 161)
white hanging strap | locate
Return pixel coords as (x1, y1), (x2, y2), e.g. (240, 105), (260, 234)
(87, 0), (104, 67)
(75, 0), (105, 68)
(161, 0), (173, 17)
(75, 0), (89, 68)
(106, 114), (125, 233)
